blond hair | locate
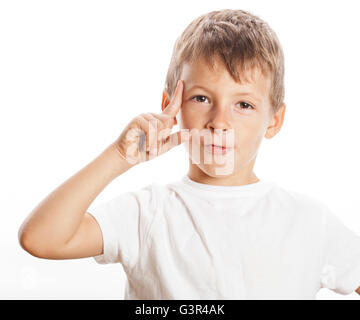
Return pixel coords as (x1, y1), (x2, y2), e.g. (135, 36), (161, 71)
(164, 9), (285, 114)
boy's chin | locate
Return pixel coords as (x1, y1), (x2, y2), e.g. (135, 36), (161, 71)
(189, 156), (237, 176)
(186, 146), (239, 176)
(199, 162), (237, 177)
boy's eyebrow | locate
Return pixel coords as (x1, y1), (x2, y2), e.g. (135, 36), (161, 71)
(187, 85), (262, 103)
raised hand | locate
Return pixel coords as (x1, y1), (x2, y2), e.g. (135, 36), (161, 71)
(112, 80), (190, 165)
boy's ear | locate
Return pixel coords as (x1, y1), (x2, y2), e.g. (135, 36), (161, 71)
(264, 103), (286, 139)
(161, 90), (177, 125)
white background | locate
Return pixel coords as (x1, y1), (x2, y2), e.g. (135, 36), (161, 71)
(1, 0), (359, 299)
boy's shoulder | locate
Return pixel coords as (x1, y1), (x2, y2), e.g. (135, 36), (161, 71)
(127, 178), (335, 229)
(143, 178), (330, 212)
(268, 182), (333, 218)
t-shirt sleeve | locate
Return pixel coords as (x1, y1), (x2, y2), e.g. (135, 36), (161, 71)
(320, 206), (360, 294)
(87, 184), (157, 271)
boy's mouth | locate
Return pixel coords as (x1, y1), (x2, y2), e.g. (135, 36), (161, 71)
(209, 144), (227, 148)
(205, 144), (233, 154)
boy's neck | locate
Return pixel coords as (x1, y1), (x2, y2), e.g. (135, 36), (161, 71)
(187, 161), (259, 187)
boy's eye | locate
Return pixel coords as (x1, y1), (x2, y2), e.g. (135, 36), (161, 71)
(191, 95), (209, 103)
(190, 95), (254, 110)
(237, 102), (254, 110)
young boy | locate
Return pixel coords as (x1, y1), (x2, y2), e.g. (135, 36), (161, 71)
(18, 9), (360, 299)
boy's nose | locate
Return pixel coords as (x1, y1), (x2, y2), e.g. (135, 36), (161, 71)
(206, 111), (231, 133)
(208, 126), (228, 136)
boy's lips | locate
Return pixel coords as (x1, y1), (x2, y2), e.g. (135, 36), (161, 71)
(205, 144), (232, 149)
(204, 144), (233, 154)
(188, 131), (235, 149)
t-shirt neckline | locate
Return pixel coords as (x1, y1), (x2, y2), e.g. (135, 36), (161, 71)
(180, 174), (274, 198)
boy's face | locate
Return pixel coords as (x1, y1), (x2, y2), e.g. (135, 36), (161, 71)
(162, 57), (285, 184)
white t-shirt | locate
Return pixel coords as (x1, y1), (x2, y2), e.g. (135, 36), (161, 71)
(88, 175), (360, 299)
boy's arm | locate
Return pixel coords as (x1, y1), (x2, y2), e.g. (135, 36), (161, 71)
(18, 80), (186, 260)
(18, 144), (134, 259)
(356, 286), (360, 295)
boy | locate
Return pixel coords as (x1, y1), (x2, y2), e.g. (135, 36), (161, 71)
(18, 9), (360, 299)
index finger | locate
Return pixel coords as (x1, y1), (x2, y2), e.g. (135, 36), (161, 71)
(162, 80), (183, 117)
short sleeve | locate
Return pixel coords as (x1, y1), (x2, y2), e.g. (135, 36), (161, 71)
(87, 184), (157, 271)
(320, 207), (360, 294)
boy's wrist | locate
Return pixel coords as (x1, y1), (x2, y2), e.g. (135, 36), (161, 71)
(104, 143), (136, 177)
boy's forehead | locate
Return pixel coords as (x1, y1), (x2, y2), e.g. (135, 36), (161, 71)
(180, 58), (271, 102)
